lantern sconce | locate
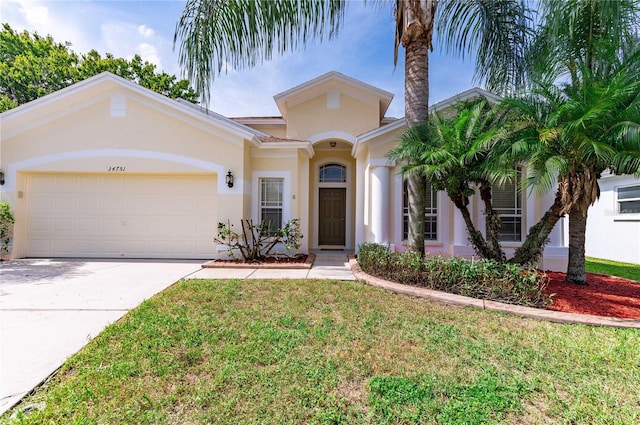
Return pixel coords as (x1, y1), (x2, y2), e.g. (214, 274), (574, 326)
(225, 170), (234, 188)
(0, 169), (4, 185)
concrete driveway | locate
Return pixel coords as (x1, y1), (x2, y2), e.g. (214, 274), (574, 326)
(0, 259), (202, 415)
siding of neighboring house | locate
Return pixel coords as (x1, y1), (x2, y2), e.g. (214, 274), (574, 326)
(585, 174), (640, 264)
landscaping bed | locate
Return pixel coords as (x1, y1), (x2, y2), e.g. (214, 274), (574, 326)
(546, 272), (640, 319)
(356, 243), (640, 320)
(202, 253), (314, 269)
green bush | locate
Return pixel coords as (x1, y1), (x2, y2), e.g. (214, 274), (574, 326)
(215, 218), (303, 261)
(357, 243), (551, 308)
(0, 202), (15, 253)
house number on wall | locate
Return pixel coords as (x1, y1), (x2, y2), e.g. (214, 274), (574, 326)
(108, 166), (126, 172)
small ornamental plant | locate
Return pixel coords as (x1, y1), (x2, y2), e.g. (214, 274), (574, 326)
(357, 243), (551, 308)
(0, 202), (15, 255)
(215, 218), (303, 261)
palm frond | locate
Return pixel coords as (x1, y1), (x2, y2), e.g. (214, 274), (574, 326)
(437, 0), (532, 94)
(175, 0), (346, 105)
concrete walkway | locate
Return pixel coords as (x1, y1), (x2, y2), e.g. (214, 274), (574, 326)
(188, 251), (355, 281)
(0, 251), (354, 415)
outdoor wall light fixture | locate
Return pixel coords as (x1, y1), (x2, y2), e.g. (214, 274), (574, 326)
(226, 170), (234, 188)
(0, 169), (4, 185)
(330, 141), (337, 148)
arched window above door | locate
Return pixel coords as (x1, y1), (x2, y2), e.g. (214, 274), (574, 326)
(319, 163), (346, 183)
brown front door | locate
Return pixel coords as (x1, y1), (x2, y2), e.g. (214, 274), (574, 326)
(319, 188), (346, 246)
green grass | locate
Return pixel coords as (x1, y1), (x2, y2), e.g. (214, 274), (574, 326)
(3, 279), (639, 424)
(586, 257), (640, 282)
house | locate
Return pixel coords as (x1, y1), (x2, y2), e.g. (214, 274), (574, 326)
(585, 173), (640, 265)
(0, 71), (568, 270)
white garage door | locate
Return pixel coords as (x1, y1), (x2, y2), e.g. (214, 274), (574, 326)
(25, 173), (218, 259)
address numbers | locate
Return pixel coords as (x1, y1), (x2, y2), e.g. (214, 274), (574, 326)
(108, 166), (126, 172)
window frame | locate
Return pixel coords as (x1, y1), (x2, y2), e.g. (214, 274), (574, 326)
(252, 172), (291, 234)
(259, 177), (284, 233)
(492, 168), (524, 242)
(617, 184), (640, 215)
(402, 179), (438, 241)
(319, 163), (347, 183)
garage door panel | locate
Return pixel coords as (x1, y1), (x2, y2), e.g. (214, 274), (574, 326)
(77, 196), (100, 212)
(26, 174), (218, 259)
(28, 218), (52, 233)
(53, 219), (75, 233)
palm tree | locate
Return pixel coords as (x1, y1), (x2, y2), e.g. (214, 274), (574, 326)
(389, 99), (513, 261)
(390, 97), (570, 267)
(519, 0), (640, 284)
(505, 65), (640, 283)
(174, 0), (530, 254)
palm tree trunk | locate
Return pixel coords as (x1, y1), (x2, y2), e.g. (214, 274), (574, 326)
(404, 35), (430, 125)
(407, 173), (426, 253)
(404, 31), (430, 254)
(511, 189), (564, 267)
(479, 181), (506, 262)
(566, 205), (589, 285)
(451, 195), (494, 260)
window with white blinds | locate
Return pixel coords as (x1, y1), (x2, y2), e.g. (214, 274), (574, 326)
(259, 177), (284, 233)
(618, 185), (640, 214)
(403, 179), (438, 241)
(492, 169), (523, 242)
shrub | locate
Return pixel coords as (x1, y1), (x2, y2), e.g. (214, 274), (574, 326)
(357, 243), (551, 308)
(215, 218), (303, 261)
(0, 202), (15, 253)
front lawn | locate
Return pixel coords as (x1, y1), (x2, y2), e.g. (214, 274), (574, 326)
(586, 257), (640, 282)
(4, 279), (639, 424)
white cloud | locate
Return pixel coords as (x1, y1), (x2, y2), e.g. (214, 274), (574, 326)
(138, 25), (154, 38)
(137, 43), (162, 68)
(17, 1), (52, 29)
(101, 21), (164, 68)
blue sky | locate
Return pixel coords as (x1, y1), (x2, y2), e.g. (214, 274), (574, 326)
(2, 0), (480, 118)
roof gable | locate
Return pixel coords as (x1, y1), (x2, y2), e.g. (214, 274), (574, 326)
(352, 87), (502, 157)
(273, 71), (394, 120)
(0, 72), (261, 144)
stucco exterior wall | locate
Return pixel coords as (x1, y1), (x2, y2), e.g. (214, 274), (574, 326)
(585, 175), (640, 264)
(286, 94), (379, 141)
(1, 80), (249, 259)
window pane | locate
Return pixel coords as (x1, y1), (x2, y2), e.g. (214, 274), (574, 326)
(261, 178), (283, 207)
(493, 183), (520, 213)
(402, 179), (438, 241)
(493, 169), (523, 241)
(620, 200), (640, 214)
(320, 164), (346, 183)
(619, 185), (640, 200)
(499, 217), (522, 242)
(425, 216), (437, 240)
(260, 178), (283, 232)
(261, 208), (282, 232)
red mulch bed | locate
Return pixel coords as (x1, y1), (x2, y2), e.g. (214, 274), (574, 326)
(203, 254), (313, 269)
(544, 272), (640, 319)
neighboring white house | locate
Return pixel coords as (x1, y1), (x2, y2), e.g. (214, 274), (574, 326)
(0, 71), (569, 270)
(585, 173), (640, 265)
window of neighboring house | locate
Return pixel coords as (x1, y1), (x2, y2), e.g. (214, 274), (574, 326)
(259, 177), (284, 233)
(319, 163), (347, 183)
(403, 179), (438, 241)
(492, 169), (523, 242)
(618, 185), (640, 214)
